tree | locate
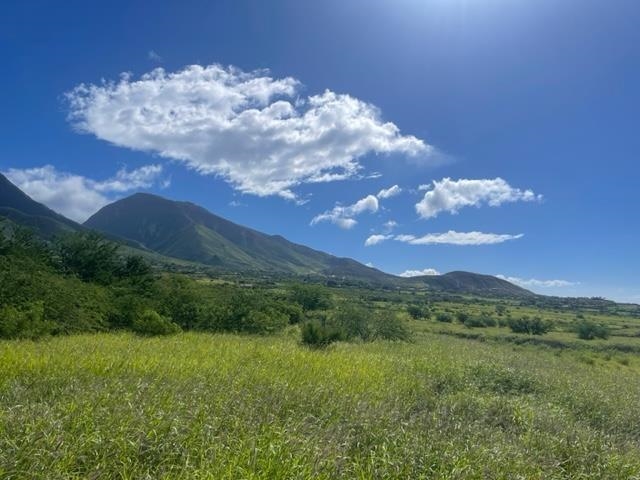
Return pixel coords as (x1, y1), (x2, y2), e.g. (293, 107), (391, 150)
(290, 284), (331, 312)
(55, 232), (120, 284)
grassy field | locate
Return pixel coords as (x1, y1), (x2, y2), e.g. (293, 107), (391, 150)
(1, 329), (640, 479)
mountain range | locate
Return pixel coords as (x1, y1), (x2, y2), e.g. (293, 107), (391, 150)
(0, 172), (532, 297)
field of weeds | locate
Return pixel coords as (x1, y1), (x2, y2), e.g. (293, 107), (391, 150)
(1, 331), (639, 479)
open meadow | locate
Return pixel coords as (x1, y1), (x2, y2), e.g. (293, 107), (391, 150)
(1, 327), (639, 479)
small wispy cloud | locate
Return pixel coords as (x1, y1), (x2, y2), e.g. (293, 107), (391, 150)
(416, 177), (542, 219)
(311, 194), (379, 229)
(398, 268), (440, 277)
(377, 185), (402, 199)
(395, 231), (524, 246)
(496, 275), (578, 288)
(365, 230), (522, 246)
(148, 50), (163, 63)
(364, 234), (393, 246)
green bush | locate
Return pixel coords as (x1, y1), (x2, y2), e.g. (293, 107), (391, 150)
(333, 306), (371, 340)
(0, 302), (55, 339)
(406, 305), (426, 320)
(301, 320), (344, 348)
(508, 316), (553, 335)
(436, 312), (453, 323)
(577, 320), (609, 340)
(370, 313), (413, 341)
(290, 284), (331, 311)
(241, 308), (289, 335)
(456, 311), (470, 323)
(132, 310), (181, 336)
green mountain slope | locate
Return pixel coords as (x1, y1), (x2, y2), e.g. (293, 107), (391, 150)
(83, 193), (534, 297)
(84, 193), (376, 277)
(0, 174), (534, 298)
(407, 271), (534, 298)
(0, 173), (80, 238)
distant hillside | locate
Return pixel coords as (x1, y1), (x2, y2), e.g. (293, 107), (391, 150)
(0, 173), (79, 237)
(407, 271), (534, 298)
(84, 193), (392, 280)
(0, 175), (535, 298)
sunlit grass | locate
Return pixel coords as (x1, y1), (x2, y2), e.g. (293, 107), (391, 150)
(1, 331), (639, 479)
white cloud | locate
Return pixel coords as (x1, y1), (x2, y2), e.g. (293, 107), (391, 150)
(364, 234), (393, 246)
(415, 177), (541, 219)
(66, 64), (430, 200)
(377, 184), (402, 199)
(496, 275), (578, 288)
(382, 220), (398, 233)
(395, 230), (524, 246)
(398, 268), (440, 277)
(148, 50), (163, 63)
(311, 194), (379, 229)
(3, 164), (164, 222)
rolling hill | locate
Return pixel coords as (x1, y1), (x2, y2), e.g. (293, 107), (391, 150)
(0, 174), (533, 297)
(0, 173), (80, 238)
(84, 193), (393, 280)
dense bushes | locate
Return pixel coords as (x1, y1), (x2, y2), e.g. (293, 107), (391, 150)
(301, 319), (344, 348)
(407, 304), (429, 320)
(0, 302), (55, 339)
(508, 316), (553, 335)
(0, 224), (417, 343)
(132, 310), (181, 336)
(301, 306), (412, 347)
(577, 320), (609, 340)
(436, 312), (453, 323)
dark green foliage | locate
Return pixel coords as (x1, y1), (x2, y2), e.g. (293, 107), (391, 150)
(577, 320), (610, 340)
(290, 284), (331, 311)
(333, 305), (371, 340)
(406, 304), (426, 320)
(508, 316), (553, 335)
(132, 310), (181, 336)
(369, 312), (413, 341)
(279, 302), (304, 324)
(55, 232), (120, 284)
(156, 275), (204, 330)
(456, 311), (470, 323)
(464, 316), (493, 328)
(300, 320), (344, 348)
(302, 305), (412, 346)
(436, 312), (453, 323)
(0, 302), (55, 339)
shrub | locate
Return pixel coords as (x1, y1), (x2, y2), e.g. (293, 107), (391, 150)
(407, 305), (426, 320)
(370, 313), (413, 341)
(508, 316), (553, 335)
(577, 320), (609, 340)
(479, 314), (497, 327)
(132, 310), (181, 336)
(290, 284), (331, 311)
(456, 311), (470, 323)
(241, 308), (289, 335)
(301, 320), (344, 348)
(333, 306), (371, 340)
(436, 312), (453, 323)
(0, 301), (54, 339)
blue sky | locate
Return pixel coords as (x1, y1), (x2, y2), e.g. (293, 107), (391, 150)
(1, 0), (639, 301)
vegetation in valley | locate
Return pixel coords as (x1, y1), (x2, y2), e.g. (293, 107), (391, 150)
(2, 221), (640, 478)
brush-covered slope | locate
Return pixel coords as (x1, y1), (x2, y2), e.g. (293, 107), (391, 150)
(0, 173), (80, 237)
(409, 271), (534, 297)
(85, 193), (535, 296)
(84, 193), (389, 278)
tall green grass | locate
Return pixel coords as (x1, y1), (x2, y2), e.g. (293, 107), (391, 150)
(1, 332), (639, 479)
